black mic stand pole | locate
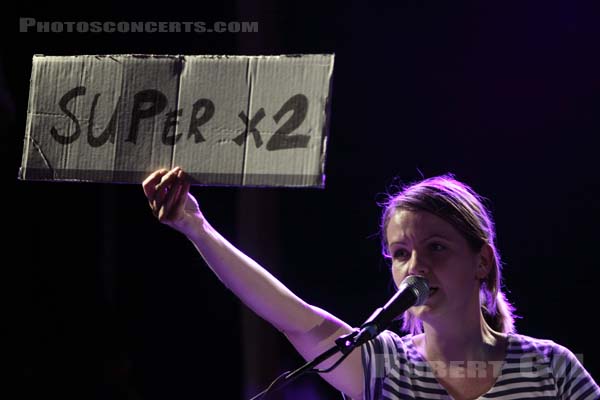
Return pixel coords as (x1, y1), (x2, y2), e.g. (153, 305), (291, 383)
(248, 308), (387, 400)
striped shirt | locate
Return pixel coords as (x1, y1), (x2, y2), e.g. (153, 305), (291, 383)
(361, 331), (600, 400)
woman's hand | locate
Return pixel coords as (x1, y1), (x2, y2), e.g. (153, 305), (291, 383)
(142, 167), (203, 235)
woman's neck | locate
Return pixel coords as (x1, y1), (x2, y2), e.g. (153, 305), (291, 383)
(419, 312), (502, 364)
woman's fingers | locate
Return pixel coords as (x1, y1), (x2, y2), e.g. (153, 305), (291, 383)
(153, 167), (181, 209)
(166, 171), (192, 219)
(160, 177), (184, 222)
(142, 169), (168, 200)
(174, 179), (191, 214)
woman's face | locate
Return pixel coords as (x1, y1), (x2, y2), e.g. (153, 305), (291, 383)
(386, 209), (490, 323)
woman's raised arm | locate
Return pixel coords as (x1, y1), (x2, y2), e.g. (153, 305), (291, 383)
(142, 167), (365, 399)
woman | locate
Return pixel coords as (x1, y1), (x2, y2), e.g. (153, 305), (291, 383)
(142, 167), (599, 400)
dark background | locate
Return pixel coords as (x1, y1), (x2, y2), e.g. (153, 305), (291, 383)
(3, 1), (600, 399)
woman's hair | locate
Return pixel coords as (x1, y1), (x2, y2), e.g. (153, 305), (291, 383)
(380, 174), (517, 334)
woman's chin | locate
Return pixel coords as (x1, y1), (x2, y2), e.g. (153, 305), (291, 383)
(410, 299), (443, 320)
(410, 304), (434, 319)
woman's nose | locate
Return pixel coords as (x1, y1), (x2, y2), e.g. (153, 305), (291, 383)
(407, 252), (428, 276)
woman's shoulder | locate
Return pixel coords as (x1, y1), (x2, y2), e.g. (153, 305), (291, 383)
(365, 330), (419, 360)
(378, 330), (417, 347)
(506, 332), (577, 363)
(508, 332), (562, 349)
(504, 333), (600, 398)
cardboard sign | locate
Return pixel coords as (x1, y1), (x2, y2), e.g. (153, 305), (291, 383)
(19, 54), (334, 187)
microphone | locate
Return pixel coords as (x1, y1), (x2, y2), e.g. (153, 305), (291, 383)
(348, 275), (429, 347)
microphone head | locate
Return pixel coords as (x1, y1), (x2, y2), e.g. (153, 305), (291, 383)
(399, 275), (430, 306)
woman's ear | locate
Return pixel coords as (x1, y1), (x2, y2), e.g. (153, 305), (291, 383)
(476, 243), (494, 280)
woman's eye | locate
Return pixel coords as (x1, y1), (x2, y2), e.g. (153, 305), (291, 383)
(393, 249), (409, 259)
(430, 242), (445, 251)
